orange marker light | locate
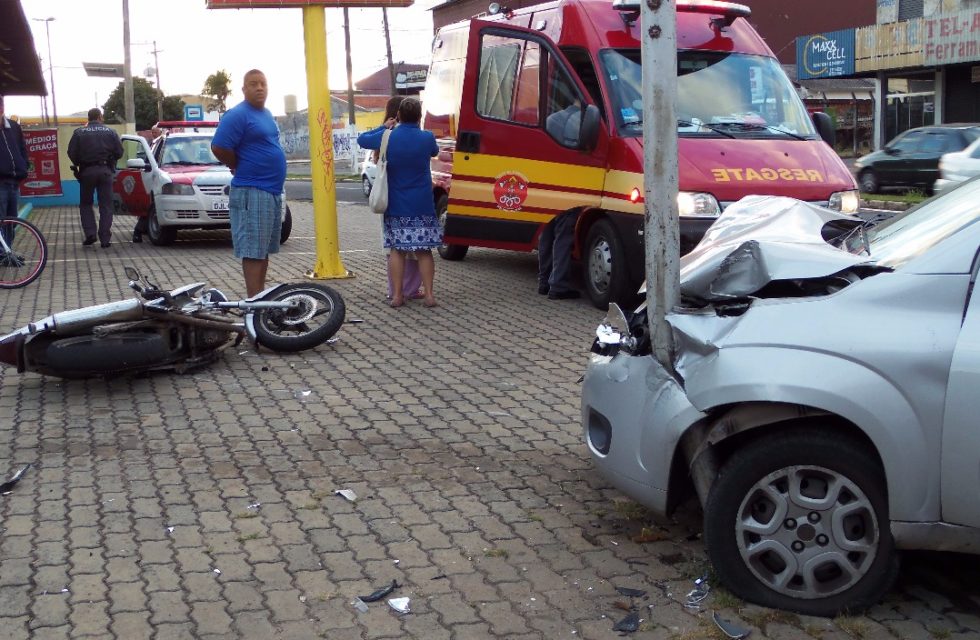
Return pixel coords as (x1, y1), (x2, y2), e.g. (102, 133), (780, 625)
(629, 188), (641, 203)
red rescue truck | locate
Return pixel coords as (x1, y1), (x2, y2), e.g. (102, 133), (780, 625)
(423, 0), (859, 309)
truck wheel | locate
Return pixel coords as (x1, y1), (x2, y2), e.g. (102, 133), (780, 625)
(280, 206), (293, 244)
(584, 218), (631, 310)
(435, 193), (468, 261)
(859, 170), (879, 194)
(147, 204), (177, 246)
(703, 427), (900, 617)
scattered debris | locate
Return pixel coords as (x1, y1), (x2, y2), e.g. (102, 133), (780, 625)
(360, 579), (398, 603)
(626, 560), (649, 566)
(346, 318), (364, 324)
(612, 611), (640, 633)
(388, 597), (411, 614)
(166, 527), (175, 534)
(334, 489), (357, 502)
(684, 576), (711, 609)
(294, 389), (313, 399)
(686, 532), (702, 541)
(612, 600), (632, 612)
(261, 366), (269, 372)
(213, 569), (221, 575)
(431, 574), (448, 580)
(0, 464), (31, 494)
(299, 595), (306, 603)
(393, 559), (400, 565)
(615, 587), (647, 598)
(713, 611), (751, 639)
(247, 503), (261, 510)
(351, 597), (369, 613)
(326, 337), (340, 344)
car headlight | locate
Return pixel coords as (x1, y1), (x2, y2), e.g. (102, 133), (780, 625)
(678, 191), (721, 217)
(162, 183), (195, 196)
(828, 189), (860, 214)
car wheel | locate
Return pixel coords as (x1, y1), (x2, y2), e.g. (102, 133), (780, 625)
(147, 203), (177, 246)
(584, 218), (633, 310)
(859, 170), (879, 194)
(435, 193), (468, 261)
(280, 205), (293, 244)
(362, 176), (372, 198)
(703, 427), (900, 617)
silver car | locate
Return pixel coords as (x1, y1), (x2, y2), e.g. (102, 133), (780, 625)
(582, 180), (980, 616)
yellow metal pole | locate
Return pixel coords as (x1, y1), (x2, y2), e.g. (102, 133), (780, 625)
(302, 5), (352, 279)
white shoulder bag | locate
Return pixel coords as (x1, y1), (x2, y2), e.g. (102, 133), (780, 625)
(368, 129), (392, 215)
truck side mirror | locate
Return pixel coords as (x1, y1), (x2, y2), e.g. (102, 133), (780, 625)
(580, 104), (601, 152)
(811, 112), (836, 147)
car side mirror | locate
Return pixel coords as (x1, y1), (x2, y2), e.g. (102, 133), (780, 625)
(884, 146), (899, 155)
(579, 104), (601, 152)
(811, 111), (835, 147)
(127, 158), (147, 171)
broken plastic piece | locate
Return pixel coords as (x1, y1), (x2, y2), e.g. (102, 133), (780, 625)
(684, 576), (711, 609)
(335, 489), (357, 502)
(388, 597), (411, 614)
(0, 463), (32, 494)
(612, 611), (640, 633)
(351, 597), (369, 613)
(713, 611), (751, 639)
(615, 586), (647, 598)
(360, 579), (398, 603)
(247, 502), (261, 509)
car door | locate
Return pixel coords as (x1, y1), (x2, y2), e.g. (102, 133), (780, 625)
(112, 135), (153, 216)
(879, 129), (924, 187)
(446, 19), (608, 250)
(941, 245), (980, 528)
(911, 130), (952, 188)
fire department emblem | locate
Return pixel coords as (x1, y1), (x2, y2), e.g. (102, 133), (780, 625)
(493, 172), (529, 212)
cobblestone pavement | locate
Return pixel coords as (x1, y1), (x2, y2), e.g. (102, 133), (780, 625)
(2, 203), (980, 640)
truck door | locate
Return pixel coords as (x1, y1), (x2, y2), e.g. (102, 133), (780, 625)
(112, 135), (153, 217)
(941, 251), (980, 528)
(446, 19), (607, 250)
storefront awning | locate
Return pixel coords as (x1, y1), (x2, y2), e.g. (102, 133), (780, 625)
(0, 0), (47, 96)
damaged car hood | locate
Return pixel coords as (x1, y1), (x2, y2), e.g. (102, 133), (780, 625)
(679, 196), (870, 302)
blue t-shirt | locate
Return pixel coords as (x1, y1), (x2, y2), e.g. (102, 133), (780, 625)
(212, 101), (286, 194)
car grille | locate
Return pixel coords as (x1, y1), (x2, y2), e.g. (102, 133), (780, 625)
(199, 185), (226, 196)
(175, 211), (202, 220)
(207, 212), (230, 221)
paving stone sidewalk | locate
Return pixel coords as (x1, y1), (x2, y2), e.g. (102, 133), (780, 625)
(2, 203), (980, 639)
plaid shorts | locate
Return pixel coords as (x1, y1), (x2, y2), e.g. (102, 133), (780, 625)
(229, 186), (282, 259)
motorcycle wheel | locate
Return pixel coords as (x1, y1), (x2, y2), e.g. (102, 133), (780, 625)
(253, 283), (346, 353)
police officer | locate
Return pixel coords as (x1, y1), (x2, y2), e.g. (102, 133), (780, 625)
(68, 108), (123, 248)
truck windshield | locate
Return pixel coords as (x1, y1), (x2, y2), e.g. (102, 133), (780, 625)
(599, 49), (816, 140)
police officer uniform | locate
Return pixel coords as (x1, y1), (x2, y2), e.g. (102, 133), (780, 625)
(68, 109), (123, 247)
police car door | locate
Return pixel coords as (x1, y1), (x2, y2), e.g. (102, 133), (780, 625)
(112, 135), (153, 216)
(449, 19), (607, 251)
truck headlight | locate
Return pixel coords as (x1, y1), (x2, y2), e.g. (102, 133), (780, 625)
(162, 183), (195, 196)
(678, 191), (721, 217)
(828, 189), (860, 214)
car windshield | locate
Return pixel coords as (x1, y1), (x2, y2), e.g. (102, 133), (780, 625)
(599, 49), (816, 139)
(161, 136), (222, 165)
(842, 177), (980, 267)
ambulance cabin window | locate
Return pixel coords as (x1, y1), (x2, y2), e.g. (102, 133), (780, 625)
(476, 33), (539, 126)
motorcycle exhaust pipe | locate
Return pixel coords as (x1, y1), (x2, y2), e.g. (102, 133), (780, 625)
(38, 299), (145, 335)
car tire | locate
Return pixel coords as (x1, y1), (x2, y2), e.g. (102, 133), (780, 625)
(147, 203), (177, 246)
(435, 193), (468, 261)
(703, 427), (900, 617)
(584, 218), (632, 310)
(362, 176), (372, 198)
(859, 170), (879, 194)
(280, 205), (293, 244)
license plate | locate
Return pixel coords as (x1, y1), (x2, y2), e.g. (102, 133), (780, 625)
(212, 200), (229, 211)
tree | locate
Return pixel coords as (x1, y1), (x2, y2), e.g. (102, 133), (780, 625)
(202, 70), (232, 115)
(102, 77), (185, 130)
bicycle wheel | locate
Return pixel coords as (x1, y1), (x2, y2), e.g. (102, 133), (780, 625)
(0, 217), (48, 289)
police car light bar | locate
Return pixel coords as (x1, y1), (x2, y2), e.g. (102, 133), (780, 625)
(155, 121), (220, 129)
(612, 0), (751, 25)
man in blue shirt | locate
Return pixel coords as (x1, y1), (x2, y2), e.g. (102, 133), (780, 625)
(211, 69), (287, 297)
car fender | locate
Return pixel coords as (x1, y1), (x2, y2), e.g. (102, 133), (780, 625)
(682, 346), (938, 523)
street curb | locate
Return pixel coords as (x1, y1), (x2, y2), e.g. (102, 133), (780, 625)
(860, 198), (913, 212)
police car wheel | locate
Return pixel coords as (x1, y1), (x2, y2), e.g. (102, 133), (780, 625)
(147, 204), (177, 246)
(362, 176), (372, 197)
(280, 206), (293, 244)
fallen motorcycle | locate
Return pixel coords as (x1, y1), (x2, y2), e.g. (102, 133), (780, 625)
(0, 267), (346, 379)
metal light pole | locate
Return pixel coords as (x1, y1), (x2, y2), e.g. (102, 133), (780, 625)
(33, 17), (57, 127)
(641, 0), (680, 370)
(122, 0), (136, 132)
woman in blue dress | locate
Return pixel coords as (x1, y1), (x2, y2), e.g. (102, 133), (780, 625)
(357, 98), (441, 308)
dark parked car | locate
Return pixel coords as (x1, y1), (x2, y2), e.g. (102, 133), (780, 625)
(854, 124), (980, 193)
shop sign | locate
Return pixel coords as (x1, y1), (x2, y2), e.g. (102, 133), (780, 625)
(19, 129), (62, 197)
(796, 29), (856, 79)
(923, 8), (980, 65)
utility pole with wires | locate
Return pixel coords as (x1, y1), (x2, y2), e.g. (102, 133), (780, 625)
(151, 40), (163, 122)
(382, 8), (396, 96)
(343, 8), (358, 174)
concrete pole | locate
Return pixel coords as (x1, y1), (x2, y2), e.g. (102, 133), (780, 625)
(382, 8), (396, 96)
(43, 19), (57, 127)
(642, 0), (680, 371)
(122, 0), (135, 132)
(153, 40), (163, 122)
(343, 8), (358, 174)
